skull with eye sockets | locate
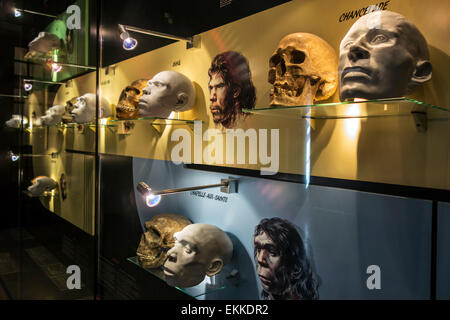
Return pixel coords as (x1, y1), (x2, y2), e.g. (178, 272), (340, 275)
(137, 214), (192, 269)
(268, 33), (338, 106)
(116, 79), (149, 119)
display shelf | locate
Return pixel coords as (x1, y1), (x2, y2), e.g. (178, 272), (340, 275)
(127, 256), (239, 298)
(62, 122), (117, 128)
(110, 117), (200, 126)
(243, 97), (450, 120)
(15, 58), (96, 83)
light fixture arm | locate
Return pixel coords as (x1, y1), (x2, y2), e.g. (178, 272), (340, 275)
(24, 79), (65, 85)
(137, 178), (237, 197)
(118, 24), (194, 46)
(0, 94), (28, 99)
(15, 8), (57, 18)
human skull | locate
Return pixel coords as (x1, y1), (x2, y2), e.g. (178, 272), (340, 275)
(268, 33), (338, 106)
(28, 176), (57, 197)
(137, 213), (192, 269)
(71, 93), (112, 123)
(28, 32), (62, 54)
(62, 97), (78, 123)
(37, 105), (66, 126)
(116, 79), (149, 119)
(138, 71), (196, 118)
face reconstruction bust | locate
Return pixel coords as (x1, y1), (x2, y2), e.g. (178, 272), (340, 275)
(5, 115), (28, 128)
(163, 223), (233, 288)
(254, 218), (319, 300)
(71, 93), (112, 123)
(38, 105), (66, 126)
(138, 71), (195, 118)
(28, 176), (57, 197)
(339, 10), (432, 100)
(254, 231), (281, 294)
(208, 51), (256, 129)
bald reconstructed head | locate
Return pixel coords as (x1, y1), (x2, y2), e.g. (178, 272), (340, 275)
(138, 71), (196, 118)
(338, 10), (432, 100)
(163, 223), (233, 288)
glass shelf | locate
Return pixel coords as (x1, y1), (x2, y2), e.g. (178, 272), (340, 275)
(110, 117), (200, 126)
(243, 97), (450, 120)
(127, 256), (239, 298)
(16, 58), (95, 83)
(60, 122), (116, 128)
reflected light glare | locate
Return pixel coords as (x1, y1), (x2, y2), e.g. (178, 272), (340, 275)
(52, 63), (62, 73)
(146, 193), (161, 207)
(305, 123), (311, 188)
(344, 104), (361, 139)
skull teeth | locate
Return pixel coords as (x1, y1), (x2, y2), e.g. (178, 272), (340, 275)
(271, 86), (303, 98)
(117, 104), (136, 112)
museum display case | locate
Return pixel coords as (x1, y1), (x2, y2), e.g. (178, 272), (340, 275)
(1, 0), (449, 301)
(0, 0), (97, 299)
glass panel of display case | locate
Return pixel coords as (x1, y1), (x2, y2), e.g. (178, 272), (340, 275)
(15, 0), (96, 83)
(0, 0), (98, 300)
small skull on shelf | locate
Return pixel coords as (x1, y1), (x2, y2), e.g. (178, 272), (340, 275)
(136, 213), (192, 269)
(116, 79), (149, 119)
(62, 97), (78, 123)
(268, 33), (338, 106)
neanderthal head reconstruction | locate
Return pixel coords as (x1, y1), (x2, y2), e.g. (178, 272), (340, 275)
(163, 223), (233, 288)
(254, 218), (319, 300)
(338, 10), (432, 100)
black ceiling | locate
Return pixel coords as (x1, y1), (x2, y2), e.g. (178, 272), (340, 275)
(100, 0), (291, 66)
(0, 0), (290, 95)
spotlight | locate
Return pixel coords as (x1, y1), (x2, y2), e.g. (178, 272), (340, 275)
(14, 9), (22, 18)
(118, 24), (195, 51)
(146, 193), (162, 207)
(137, 182), (161, 207)
(24, 82), (32, 91)
(9, 152), (19, 162)
(120, 31), (138, 50)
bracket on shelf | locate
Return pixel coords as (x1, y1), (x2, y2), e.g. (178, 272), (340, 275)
(149, 120), (167, 135)
(116, 120), (135, 135)
(411, 111), (427, 132)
